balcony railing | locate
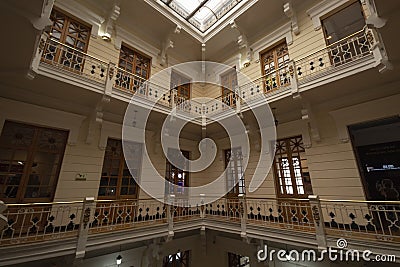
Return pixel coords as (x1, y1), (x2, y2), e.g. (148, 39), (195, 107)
(36, 26), (375, 114)
(1, 196), (400, 249)
(295, 26), (373, 82)
(41, 37), (108, 84)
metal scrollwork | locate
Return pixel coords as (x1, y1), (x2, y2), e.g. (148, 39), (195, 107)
(311, 205), (320, 226)
(83, 207), (91, 229)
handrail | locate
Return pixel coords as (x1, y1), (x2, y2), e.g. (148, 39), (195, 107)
(6, 200), (84, 206)
(8, 197), (400, 206)
(319, 199), (400, 204)
(40, 26), (372, 106)
(295, 26), (367, 62)
(47, 35), (109, 65)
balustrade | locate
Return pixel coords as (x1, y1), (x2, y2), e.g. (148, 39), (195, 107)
(1, 196), (399, 248)
(36, 26), (376, 117)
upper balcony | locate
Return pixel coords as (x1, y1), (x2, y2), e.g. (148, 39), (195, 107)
(32, 23), (386, 124)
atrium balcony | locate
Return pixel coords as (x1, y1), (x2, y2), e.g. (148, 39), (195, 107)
(0, 196), (399, 265)
(31, 24), (385, 121)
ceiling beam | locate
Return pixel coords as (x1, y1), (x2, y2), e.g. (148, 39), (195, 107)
(186, 0), (209, 20)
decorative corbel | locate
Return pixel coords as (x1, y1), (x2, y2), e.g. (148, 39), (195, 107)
(365, 27), (393, 73)
(99, 2), (120, 41)
(362, 0), (386, 28)
(230, 20), (253, 67)
(284, 1), (299, 35)
(159, 25), (181, 66)
(294, 94), (320, 146)
(86, 95), (110, 144)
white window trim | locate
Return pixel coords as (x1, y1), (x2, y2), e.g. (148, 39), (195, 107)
(54, 0), (105, 37)
(306, 0), (351, 31)
(251, 22), (292, 63)
(0, 97), (85, 146)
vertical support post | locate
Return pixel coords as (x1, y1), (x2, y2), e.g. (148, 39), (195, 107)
(289, 60), (299, 96)
(167, 195), (174, 239)
(200, 194), (205, 219)
(171, 89), (177, 109)
(105, 62), (116, 95)
(75, 197), (96, 259)
(308, 195), (327, 250)
(235, 85), (241, 114)
(240, 196), (247, 238)
(27, 33), (48, 79)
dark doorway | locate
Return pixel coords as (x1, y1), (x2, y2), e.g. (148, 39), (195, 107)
(349, 117), (400, 201)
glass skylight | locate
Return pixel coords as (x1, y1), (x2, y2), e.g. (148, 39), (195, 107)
(161, 0), (242, 32)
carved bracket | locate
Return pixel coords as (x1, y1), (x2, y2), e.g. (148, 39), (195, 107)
(159, 25), (181, 66)
(86, 95), (110, 144)
(294, 94), (320, 145)
(230, 20), (253, 66)
(284, 1), (299, 35)
(100, 3), (120, 40)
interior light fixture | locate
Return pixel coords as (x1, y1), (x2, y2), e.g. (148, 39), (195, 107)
(116, 255), (122, 265)
(101, 33), (111, 41)
(326, 35), (332, 40)
(17, 161), (24, 165)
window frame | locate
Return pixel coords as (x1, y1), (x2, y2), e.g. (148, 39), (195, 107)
(273, 136), (313, 198)
(259, 41), (291, 93)
(115, 43), (152, 93)
(224, 147), (245, 198)
(97, 138), (142, 200)
(321, 0), (366, 46)
(171, 71), (191, 100)
(165, 150), (190, 197)
(42, 8), (92, 71)
(0, 121), (68, 203)
(220, 68), (238, 107)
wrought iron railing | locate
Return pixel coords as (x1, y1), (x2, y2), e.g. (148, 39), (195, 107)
(295, 26), (373, 82)
(320, 199), (400, 242)
(1, 197), (400, 247)
(246, 197), (315, 231)
(1, 201), (83, 245)
(37, 26), (376, 115)
(89, 199), (167, 233)
(41, 37), (108, 84)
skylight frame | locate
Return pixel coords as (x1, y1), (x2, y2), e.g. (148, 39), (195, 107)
(161, 0), (243, 33)
(145, 0), (258, 43)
